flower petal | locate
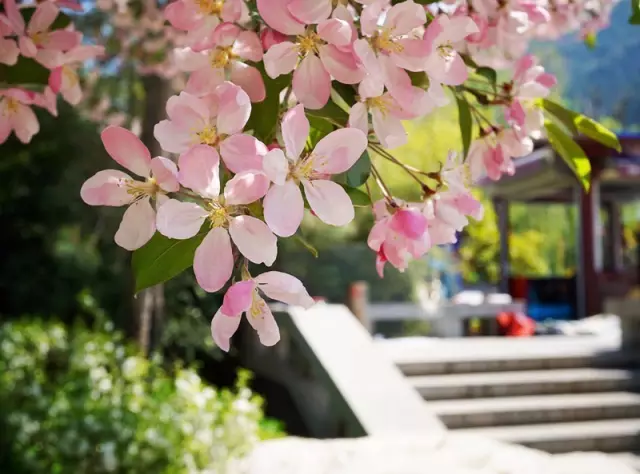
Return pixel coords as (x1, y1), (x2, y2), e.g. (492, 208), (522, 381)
(223, 171), (270, 205)
(233, 30), (263, 61)
(229, 61), (266, 103)
(101, 126), (151, 177)
(348, 102), (369, 136)
(257, 0), (305, 35)
(293, 54), (331, 110)
(264, 180), (304, 237)
(246, 295), (280, 346)
(255, 271), (315, 308)
(281, 104), (309, 161)
(27, 1), (58, 34)
(263, 41), (299, 78)
(311, 128), (368, 174)
(210, 309), (241, 352)
(215, 81), (251, 135)
(317, 18), (351, 46)
(221, 280), (257, 316)
(288, 0), (331, 24)
(156, 199), (207, 239)
(263, 148), (288, 185)
(219, 133), (268, 173)
(12, 102), (39, 144)
(114, 197), (156, 251)
(383, 0), (426, 35)
(302, 179), (354, 226)
(372, 107), (407, 149)
(229, 215), (278, 266)
(150, 156), (179, 192)
(178, 144), (221, 198)
(194, 227), (234, 293)
(318, 44), (365, 85)
(80, 169), (133, 207)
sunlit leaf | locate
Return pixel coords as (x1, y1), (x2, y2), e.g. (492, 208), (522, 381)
(545, 120), (591, 190)
(341, 184), (372, 207)
(456, 95), (473, 159)
(132, 230), (207, 293)
(244, 63), (291, 143)
(335, 151), (371, 188)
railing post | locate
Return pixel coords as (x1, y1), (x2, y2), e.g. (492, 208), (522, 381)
(348, 281), (372, 333)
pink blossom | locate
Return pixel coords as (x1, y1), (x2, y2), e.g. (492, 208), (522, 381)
(353, 0), (432, 116)
(0, 89), (39, 144)
(260, 27), (288, 50)
(3, 0), (81, 68)
(156, 145), (275, 293)
(426, 152), (484, 245)
(504, 54), (556, 134)
(348, 80), (408, 149)
(0, 17), (19, 65)
(80, 126), (179, 250)
(422, 15), (478, 86)
(49, 45), (104, 105)
(175, 23), (265, 102)
(32, 86), (58, 117)
(211, 271), (315, 351)
(262, 105), (368, 236)
(263, 17), (364, 109)
(367, 199), (431, 276)
(164, 0), (243, 50)
(468, 127), (533, 181)
(154, 82), (252, 157)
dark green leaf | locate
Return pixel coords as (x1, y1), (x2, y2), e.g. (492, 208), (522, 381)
(584, 32), (597, 49)
(291, 235), (318, 258)
(456, 95), (473, 159)
(132, 230), (207, 293)
(630, 0), (640, 24)
(244, 63), (291, 143)
(402, 0), (441, 5)
(306, 100), (349, 126)
(335, 151), (371, 187)
(540, 99), (621, 152)
(331, 83), (357, 108)
(408, 71), (430, 89)
(475, 67), (497, 85)
(465, 88), (490, 106)
(341, 185), (372, 207)
(545, 120), (591, 190)
(461, 54), (479, 69)
(20, 7), (72, 30)
(0, 56), (50, 86)
(306, 115), (334, 149)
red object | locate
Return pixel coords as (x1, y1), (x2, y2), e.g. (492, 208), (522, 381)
(497, 311), (536, 337)
(508, 276), (529, 300)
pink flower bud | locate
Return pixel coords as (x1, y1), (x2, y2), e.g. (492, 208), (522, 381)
(390, 208), (428, 240)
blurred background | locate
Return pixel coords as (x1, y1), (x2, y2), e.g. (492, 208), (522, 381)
(2, 1), (640, 472)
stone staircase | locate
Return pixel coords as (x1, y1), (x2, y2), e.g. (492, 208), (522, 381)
(377, 336), (640, 465)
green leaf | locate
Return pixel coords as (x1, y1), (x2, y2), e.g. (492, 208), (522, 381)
(306, 100), (349, 126)
(341, 185), (372, 207)
(475, 67), (497, 85)
(630, 0), (640, 24)
(408, 71), (430, 89)
(539, 99), (621, 152)
(331, 83), (357, 109)
(306, 115), (334, 149)
(0, 56), (50, 86)
(545, 120), (591, 190)
(335, 151), (371, 187)
(584, 32), (597, 49)
(244, 63), (291, 143)
(132, 230), (207, 293)
(291, 235), (318, 258)
(456, 95), (473, 159)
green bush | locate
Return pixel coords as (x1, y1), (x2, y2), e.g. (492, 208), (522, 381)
(0, 318), (279, 474)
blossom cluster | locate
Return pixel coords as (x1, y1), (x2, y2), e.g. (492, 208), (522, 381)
(0, 0), (103, 144)
(1, 0), (614, 350)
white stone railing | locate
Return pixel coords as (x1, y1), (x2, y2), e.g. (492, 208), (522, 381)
(241, 303), (446, 439)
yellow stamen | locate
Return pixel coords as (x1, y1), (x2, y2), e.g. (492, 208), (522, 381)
(296, 31), (322, 56)
(365, 95), (391, 116)
(371, 29), (404, 54)
(207, 201), (229, 227)
(193, 0), (224, 15)
(194, 125), (219, 146)
(249, 292), (267, 318)
(31, 31), (45, 46)
(290, 156), (316, 182)
(437, 41), (454, 60)
(63, 66), (78, 87)
(3, 97), (19, 115)
(210, 46), (234, 68)
(125, 177), (159, 200)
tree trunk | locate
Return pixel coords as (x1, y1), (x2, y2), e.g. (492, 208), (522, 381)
(135, 74), (172, 355)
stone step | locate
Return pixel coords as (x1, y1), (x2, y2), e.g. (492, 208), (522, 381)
(455, 418), (640, 453)
(411, 368), (640, 400)
(610, 452), (640, 472)
(430, 392), (640, 428)
(396, 350), (639, 376)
